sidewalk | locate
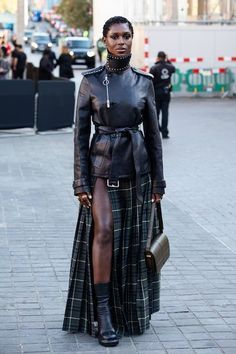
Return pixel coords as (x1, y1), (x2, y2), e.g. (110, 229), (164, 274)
(0, 97), (236, 354)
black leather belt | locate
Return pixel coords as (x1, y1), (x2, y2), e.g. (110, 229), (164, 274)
(96, 126), (143, 203)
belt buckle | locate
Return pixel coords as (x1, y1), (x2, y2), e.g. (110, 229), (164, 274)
(107, 179), (119, 188)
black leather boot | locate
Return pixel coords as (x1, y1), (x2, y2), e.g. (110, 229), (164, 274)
(94, 283), (119, 347)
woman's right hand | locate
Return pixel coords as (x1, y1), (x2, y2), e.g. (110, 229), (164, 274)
(77, 192), (92, 208)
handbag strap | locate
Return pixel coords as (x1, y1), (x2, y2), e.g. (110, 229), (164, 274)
(146, 202), (164, 251)
(156, 202), (164, 233)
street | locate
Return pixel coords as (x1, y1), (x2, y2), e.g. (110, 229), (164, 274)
(24, 43), (85, 82)
(23, 20), (91, 82)
(0, 97), (236, 353)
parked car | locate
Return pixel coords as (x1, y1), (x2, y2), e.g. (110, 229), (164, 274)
(23, 29), (33, 44)
(64, 36), (95, 68)
(30, 32), (52, 53)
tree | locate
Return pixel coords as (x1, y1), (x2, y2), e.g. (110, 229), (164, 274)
(0, 0), (17, 13)
(57, 0), (92, 31)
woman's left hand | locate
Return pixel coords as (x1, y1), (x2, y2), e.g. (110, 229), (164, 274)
(152, 193), (163, 203)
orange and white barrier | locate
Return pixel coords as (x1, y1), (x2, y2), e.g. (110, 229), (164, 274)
(143, 37), (149, 72)
(212, 68), (227, 74)
(191, 68), (227, 74)
(218, 56), (236, 62)
(169, 57), (203, 63)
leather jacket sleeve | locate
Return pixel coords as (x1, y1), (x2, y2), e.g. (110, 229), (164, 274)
(143, 79), (166, 195)
(73, 77), (91, 195)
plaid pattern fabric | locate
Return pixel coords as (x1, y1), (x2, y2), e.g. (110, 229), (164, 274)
(62, 174), (160, 336)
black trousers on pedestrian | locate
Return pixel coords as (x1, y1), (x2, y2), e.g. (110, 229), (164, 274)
(12, 69), (24, 79)
(155, 98), (170, 137)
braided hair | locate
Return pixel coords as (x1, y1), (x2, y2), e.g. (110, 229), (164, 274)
(103, 16), (134, 37)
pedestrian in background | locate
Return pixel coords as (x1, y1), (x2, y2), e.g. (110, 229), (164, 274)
(12, 44), (27, 79)
(0, 48), (10, 79)
(62, 16), (165, 348)
(150, 51), (175, 139)
(0, 37), (11, 58)
(38, 49), (54, 80)
(96, 37), (106, 63)
(11, 34), (17, 47)
(57, 46), (74, 79)
(47, 46), (57, 69)
(0, 40), (7, 58)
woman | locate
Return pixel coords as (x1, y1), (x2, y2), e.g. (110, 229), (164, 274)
(96, 38), (106, 63)
(57, 45), (74, 79)
(38, 49), (54, 80)
(63, 16), (166, 347)
(0, 48), (10, 79)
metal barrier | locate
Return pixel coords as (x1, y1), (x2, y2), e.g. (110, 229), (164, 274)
(213, 68), (233, 93)
(171, 68), (182, 92)
(139, 65), (233, 94)
(185, 69), (204, 92)
(185, 68), (233, 93)
(201, 69), (215, 92)
(36, 81), (75, 132)
(0, 80), (35, 129)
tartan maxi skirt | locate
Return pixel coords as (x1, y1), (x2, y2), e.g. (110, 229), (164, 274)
(62, 174), (161, 336)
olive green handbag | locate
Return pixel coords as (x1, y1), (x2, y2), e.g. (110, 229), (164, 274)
(145, 202), (170, 273)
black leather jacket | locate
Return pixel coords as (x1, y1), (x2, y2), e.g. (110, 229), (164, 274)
(73, 65), (166, 197)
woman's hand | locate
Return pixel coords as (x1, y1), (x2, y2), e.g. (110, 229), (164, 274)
(77, 192), (92, 208)
(152, 193), (163, 203)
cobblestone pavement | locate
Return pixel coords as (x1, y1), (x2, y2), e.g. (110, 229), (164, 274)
(0, 97), (236, 354)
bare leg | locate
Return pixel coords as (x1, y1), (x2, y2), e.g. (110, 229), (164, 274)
(92, 178), (113, 283)
(92, 178), (119, 347)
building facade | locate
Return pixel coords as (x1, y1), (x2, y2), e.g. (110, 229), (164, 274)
(93, 0), (236, 38)
(93, 0), (236, 74)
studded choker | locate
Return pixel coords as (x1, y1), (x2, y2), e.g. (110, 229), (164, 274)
(105, 52), (131, 72)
